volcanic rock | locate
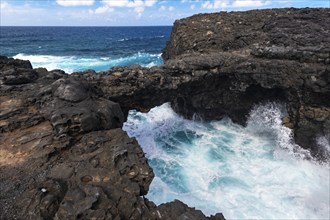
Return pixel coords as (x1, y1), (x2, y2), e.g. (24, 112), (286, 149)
(161, 8), (330, 158)
(0, 57), (218, 219)
(1, 7), (330, 220)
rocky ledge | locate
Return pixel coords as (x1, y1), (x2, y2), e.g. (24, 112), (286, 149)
(1, 7), (329, 220)
(0, 57), (226, 220)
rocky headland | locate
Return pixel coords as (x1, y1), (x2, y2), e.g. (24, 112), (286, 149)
(1, 8), (329, 220)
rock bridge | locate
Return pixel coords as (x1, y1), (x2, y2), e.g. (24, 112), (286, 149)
(1, 8), (329, 220)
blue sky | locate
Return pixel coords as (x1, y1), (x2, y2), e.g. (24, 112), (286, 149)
(1, 0), (329, 26)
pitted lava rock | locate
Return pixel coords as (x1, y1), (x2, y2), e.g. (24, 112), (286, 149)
(0, 57), (220, 219)
(1, 8), (330, 220)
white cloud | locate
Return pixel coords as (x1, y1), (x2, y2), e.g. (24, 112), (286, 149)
(94, 6), (114, 14)
(56, 0), (95, 7)
(101, 0), (157, 8)
(202, 0), (271, 9)
(128, 1), (144, 8)
(159, 5), (166, 11)
(1, 1), (9, 9)
(94, 0), (157, 15)
(233, 0), (271, 7)
(190, 4), (195, 9)
(202, 1), (212, 9)
(181, 0), (200, 3)
(214, 0), (230, 8)
(0, 1), (51, 25)
(158, 5), (174, 12)
(134, 6), (144, 17)
(102, 0), (129, 7)
(145, 0), (157, 7)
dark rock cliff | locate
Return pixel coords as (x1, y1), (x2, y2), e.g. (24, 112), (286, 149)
(100, 9), (330, 158)
(1, 8), (329, 220)
(0, 58), (225, 220)
(161, 8), (330, 158)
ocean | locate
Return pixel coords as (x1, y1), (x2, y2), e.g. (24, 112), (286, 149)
(1, 26), (329, 219)
(0, 26), (171, 73)
(123, 103), (330, 219)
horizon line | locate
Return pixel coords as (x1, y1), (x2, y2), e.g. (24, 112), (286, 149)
(0, 25), (173, 27)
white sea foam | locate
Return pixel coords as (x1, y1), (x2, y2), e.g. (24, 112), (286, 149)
(14, 53), (75, 73)
(317, 136), (330, 158)
(123, 103), (330, 219)
(13, 52), (162, 73)
(118, 38), (128, 42)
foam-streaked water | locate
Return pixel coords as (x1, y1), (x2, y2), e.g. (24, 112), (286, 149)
(1, 26), (171, 73)
(13, 52), (162, 73)
(123, 103), (330, 219)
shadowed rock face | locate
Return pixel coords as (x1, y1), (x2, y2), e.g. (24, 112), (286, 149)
(161, 8), (330, 159)
(1, 8), (329, 220)
(102, 8), (330, 158)
(0, 58), (222, 220)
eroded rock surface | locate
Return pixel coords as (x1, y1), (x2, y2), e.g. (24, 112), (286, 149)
(162, 8), (330, 159)
(99, 8), (330, 159)
(0, 57), (219, 219)
(1, 7), (330, 220)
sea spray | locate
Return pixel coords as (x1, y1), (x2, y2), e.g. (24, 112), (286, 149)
(13, 52), (162, 73)
(246, 102), (312, 160)
(123, 103), (330, 219)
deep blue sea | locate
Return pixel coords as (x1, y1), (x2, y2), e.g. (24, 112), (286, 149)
(1, 26), (329, 219)
(0, 26), (171, 72)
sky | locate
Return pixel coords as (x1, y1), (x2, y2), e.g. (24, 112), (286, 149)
(0, 0), (329, 26)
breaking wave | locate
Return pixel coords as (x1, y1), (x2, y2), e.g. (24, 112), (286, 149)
(13, 52), (162, 73)
(123, 102), (330, 219)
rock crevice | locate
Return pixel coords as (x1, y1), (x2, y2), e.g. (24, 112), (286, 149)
(1, 8), (329, 219)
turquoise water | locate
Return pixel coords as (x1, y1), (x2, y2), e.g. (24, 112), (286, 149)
(0, 26), (171, 73)
(123, 103), (330, 219)
(3, 25), (329, 219)
(12, 52), (162, 73)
